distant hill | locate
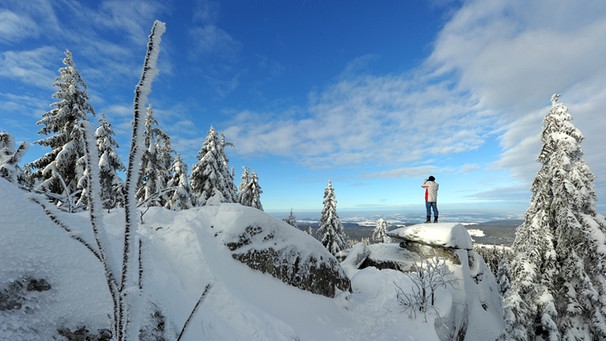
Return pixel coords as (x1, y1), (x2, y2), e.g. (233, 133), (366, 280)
(293, 219), (521, 246)
(340, 220), (522, 246)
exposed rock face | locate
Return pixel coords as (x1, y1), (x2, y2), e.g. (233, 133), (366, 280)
(217, 205), (352, 298)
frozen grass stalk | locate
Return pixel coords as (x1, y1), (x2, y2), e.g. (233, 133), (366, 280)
(121, 20), (166, 341)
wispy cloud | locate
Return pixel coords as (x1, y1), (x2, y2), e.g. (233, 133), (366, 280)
(426, 0), (606, 186)
(0, 47), (60, 88)
(224, 68), (493, 169)
(0, 10), (40, 44)
(187, 4), (242, 97)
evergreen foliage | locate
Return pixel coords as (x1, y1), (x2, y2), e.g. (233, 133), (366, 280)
(496, 258), (511, 296)
(372, 218), (391, 243)
(238, 167), (263, 210)
(502, 94), (606, 340)
(190, 126), (237, 206)
(26, 50), (95, 206)
(283, 209), (298, 228)
(237, 166), (250, 204)
(317, 180), (347, 256)
(95, 115), (125, 210)
(136, 105), (173, 207)
(0, 131), (28, 184)
(165, 154), (193, 211)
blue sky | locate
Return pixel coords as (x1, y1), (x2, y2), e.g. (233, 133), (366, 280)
(2, 0), (606, 218)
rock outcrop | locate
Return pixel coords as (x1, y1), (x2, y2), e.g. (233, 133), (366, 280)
(343, 223), (504, 341)
(215, 204), (352, 298)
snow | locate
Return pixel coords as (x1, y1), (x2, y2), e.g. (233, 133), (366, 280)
(388, 223), (474, 250)
(0, 179), (504, 340)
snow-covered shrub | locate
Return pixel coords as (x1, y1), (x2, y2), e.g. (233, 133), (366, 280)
(395, 257), (455, 321)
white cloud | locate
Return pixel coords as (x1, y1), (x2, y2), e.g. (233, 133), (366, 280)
(189, 24), (241, 59)
(425, 0), (606, 195)
(0, 10), (40, 44)
(224, 70), (493, 169)
(0, 47), (60, 88)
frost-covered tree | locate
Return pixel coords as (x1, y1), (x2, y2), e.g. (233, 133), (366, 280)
(283, 209), (298, 228)
(0, 131), (28, 184)
(501, 94), (606, 341)
(237, 166), (250, 203)
(95, 115), (125, 210)
(496, 258), (511, 296)
(372, 218), (391, 243)
(317, 180), (347, 256)
(26, 50), (94, 207)
(238, 167), (263, 210)
(165, 154), (193, 210)
(190, 126), (237, 206)
(136, 105), (173, 207)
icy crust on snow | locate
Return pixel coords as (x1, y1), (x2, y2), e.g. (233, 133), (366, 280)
(209, 204), (352, 297)
(388, 223), (474, 250)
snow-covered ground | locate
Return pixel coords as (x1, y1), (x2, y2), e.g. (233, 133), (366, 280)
(0, 179), (504, 340)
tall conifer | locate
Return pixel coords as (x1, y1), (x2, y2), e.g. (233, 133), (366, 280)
(190, 126), (236, 206)
(317, 180), (347, 256)
(27, 50), (94, 207)
(502, 95), (606, 340)
(95, 115), (125, 209)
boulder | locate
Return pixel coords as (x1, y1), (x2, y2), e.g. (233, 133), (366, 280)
(216, 204), (352, 298)
(387, 223), (473, 250)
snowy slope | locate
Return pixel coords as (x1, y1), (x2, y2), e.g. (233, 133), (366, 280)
(0, 179), (503, 340)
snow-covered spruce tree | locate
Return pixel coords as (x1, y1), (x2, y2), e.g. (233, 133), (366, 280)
(190, 126), (237, 206)
(95, 114), (125, 210)
(317, 180), (347, 256)
(0, 131), (29, 184)
(372, 218), (391, 243)
(237, 166), (250, 204)
(283, 209), (298, 228)
(238, 167), (263, 210)
(26, 50), (94, 208)
(496, 258), (511, 296)
(135, 104), (174, 207)
(165, 154), (193, 210)
(501, 94), (606, 341)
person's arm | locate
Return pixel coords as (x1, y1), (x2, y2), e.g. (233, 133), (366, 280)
(421, 178), (429, 188)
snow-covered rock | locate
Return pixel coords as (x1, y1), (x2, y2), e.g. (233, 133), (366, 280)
(210, 204), (352, 297)
(388, 223), (473, 250)
(345, 223), (504, 341)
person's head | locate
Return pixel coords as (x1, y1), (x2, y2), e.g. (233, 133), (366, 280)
(428, 176), (435, 181)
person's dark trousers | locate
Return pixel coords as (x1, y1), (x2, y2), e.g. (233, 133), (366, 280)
(425, 201), (438, 222)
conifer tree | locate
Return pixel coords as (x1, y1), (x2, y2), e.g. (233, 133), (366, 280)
(165, 154), (193, 210)
(502, 94), (606, 340)
(136, 105), (173, 206)
(26, 50), (95, 207)
(317, 180), (347, 256)
(238, 167), (263, 210)
(0, 131), (28, 184)
(190, 126), (236, 206)
(283, 209), (298, 228)
(95, 115), (125, 209)
(237, 166), (250, 204)
(496, 258), (511, 296)
(372, 218), (391, 243)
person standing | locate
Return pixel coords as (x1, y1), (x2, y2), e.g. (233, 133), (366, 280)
(421, 176), (439, 223)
